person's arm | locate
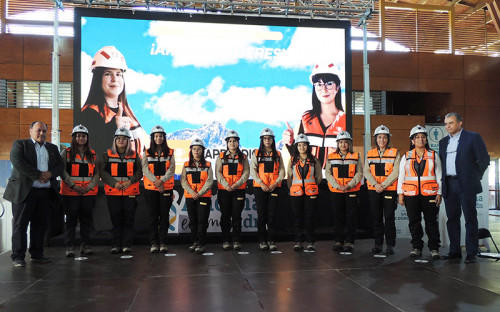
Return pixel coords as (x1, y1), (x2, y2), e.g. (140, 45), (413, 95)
(435, 154), (443, 195)
(232, 158), (250, 189)
(9, 140), (41, 181)
(129, 155), (143, 183)
(60, 149), (74, 187)
(347, 153), (364, 189)
(363, 155), (378, 187)
(161, 153), (176, 183)
(324, 158), (341, 190)
(314, 158), (323, 185)
(99, 152), (118, 187)
(275, 155), (286, 185)
(215, 157), (230, 189)
(141, 150), (158, 183)
(472, 133), (490, 177)
(286, 159), (293, 189)
(48, 143), (64, 179)
(396, 155), (407, 195)
(381, 151), (401, 188)
(198, 165), (214, 196)
(87, 155), (100, 190)
(250, 151), (264, 186)
(180, 166), (195, 196)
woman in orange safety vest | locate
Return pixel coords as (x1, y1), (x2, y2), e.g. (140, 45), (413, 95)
(142, 125), (175, 254)
(397, 125), (442, 260)
(363, 125), (401, 255)
(250, 128), (285, 252)
(286, 134), (322, 252)
(60, 124), (99, 258)
(325, 131), (363, 253)
(100, 127), (142, 254)
(216, 130), (249, 251)
(181, 138), (213, 254)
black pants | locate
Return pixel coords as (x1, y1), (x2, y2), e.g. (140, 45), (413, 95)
(404, 195), (441, 251)
(369, 190), (397, 247)
(144, 189), (173, 245)
(107, 196), (137, 248)
(218, 189), (246, 242)
(62, 195), (95, 247)
(186, 197), (211, 246)
(254, 187), (280, 243)
(330, 191), (358, 244)
(290, 195), (317, 243)
(11, 188), (52, 261)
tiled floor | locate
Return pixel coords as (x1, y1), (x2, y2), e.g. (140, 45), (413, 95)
(1, 215), (500, 312)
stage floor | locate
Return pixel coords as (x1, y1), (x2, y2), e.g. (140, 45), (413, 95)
(1, 238), (500, 312)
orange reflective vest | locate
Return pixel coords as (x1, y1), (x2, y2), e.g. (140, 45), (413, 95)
(104, 149), (140, 196)
(143, 149), (174, 191)
(217, 152), (247, 190)
(402, 149), (439, 196)
(60, 148), (98, 196)
(184, 161), (212, 198)
(327, 152), (361, 193)
(289, 158), (319, 197)
(301, 111), (346, 168)
(366, 148), (398, 191)
(253, 150), (282, 188)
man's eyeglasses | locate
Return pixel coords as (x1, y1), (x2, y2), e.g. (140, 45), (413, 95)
(314, 81), (336, 90)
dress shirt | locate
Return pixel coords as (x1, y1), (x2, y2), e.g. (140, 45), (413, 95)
(31, 138), (51, 189)
(446, 129), (462, 176)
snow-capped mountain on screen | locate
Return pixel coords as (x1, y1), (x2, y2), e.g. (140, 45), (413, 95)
(167, 121), (230, 149)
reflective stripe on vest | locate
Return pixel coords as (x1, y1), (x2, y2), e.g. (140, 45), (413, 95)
(104, 149), (140, 196)
(366, 148), (398, 191)
(327, 152), (361, 193)
(60, 148), (98, 196)
(218, 152), (246, 190)
(402, 149), (438, 196)
(184, 161), (212, 198)
(143, 149), (175, 191)
(290, 158), (319, 197)
(253, 149), (281, 188)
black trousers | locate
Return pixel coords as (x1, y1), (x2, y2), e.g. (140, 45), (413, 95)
(11, 188), (52, 261)
(144, 189), (173, 245)
(290, 195), (317, 243)
(62, 195), (95, 247)
(369, 190), (397, 247)
(330, 191), (358, 244)
(254, 187), (280, 243)
(218, 189), (246, 242)
(186, 197), (211, 246)
(106, 196), (137, 248)
(404, 195), (441, 251)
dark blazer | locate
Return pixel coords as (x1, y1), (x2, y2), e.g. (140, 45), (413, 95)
(439, 130), (490, 197)
(3, 139), (64, 204)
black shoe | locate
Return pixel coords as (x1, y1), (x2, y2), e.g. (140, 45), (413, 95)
(464, 255), (476, 264)
(441, 253), (462, 260)
(31, 256), (51, 263)
(332, 242), (343, 252)
(13, 259), (26, 267)
(371, 246), (382, 254)
(386, 246), (395, 255)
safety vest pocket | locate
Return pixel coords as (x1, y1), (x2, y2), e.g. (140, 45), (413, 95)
(290, 185), (304, 196)
(421, 182), (439, 196)
(305, 184), (319, 196)
(402, 183), (418, 196)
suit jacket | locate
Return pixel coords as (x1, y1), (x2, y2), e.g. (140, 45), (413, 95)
(439, 130), (490, 197)
(3, 139), (64, 204)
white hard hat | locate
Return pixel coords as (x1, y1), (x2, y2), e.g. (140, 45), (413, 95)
(151, 125), (166, 135)
(309, 62), (340, 84)
(114, 127), (132, 138)
(225, 130), (240, 141)
(91, 46), (128, 71)
(373, 125), (391, 137)
(409, 125), (427, 138)
(71, 124), (89, 136)
(295, 134), (310, 144)
(260, 128), (275, 138)
(190, 138), (205, 148)
(336, 131), (353, 141)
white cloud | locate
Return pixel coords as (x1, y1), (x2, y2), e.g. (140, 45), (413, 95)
(148, 21), (275, 67)
(80, 51), (164, 104)
(144, 77), (310, 126)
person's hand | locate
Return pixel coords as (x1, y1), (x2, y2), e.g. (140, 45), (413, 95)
(114, 182), (124, 190)
(269, 182), (278, 192)
(435, 194), (442, 207)
(225, 185), (232, 192)
(158, 185), (165, 193)
(192, 192), (200, 200)
(121, 180), (132, 189)
(73, 185), (85, 194)
(375, 184), (384, 193)
(153, 179), (163, 189)
(261, 184), (270, 192)
(114, 103), (132, 129)
(38, 171), (52, 183)
(282, 122), (295, 146)
(82, 185), (92, 194)
(398, 194), (405, 206)
(338, 185), (350, 192)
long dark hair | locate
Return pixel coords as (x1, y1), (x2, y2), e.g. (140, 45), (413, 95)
(188, 146), (207, 167)
(305, 73), (343, 123)
(409, 133), (431, 151)
(69, 133), (95, 164)
(223, 140), (245, 164)
(257, 137), (280, 163)
(291, 142), (314, 166)
(147, 133), (170, 157)
(82, 67), (129, 118)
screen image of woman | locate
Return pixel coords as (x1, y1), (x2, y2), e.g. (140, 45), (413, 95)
(81, 46), (147, 156)
(283, 62), (346, 168)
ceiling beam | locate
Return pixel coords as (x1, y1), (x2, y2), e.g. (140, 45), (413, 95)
(486, 0), (500, 35)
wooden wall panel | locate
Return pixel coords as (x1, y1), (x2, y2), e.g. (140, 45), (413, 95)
(464, 55), (500, 82)
(0, 35), (23, 64)
(23, 36), (52, 65)
(419, 53), (464, 80)
(464, 80), (500, 107)
(23, 64), (52, 81)
(0, 64), (23, 80)
(0, 108), (20, 124)
(366, 51), (419, 78)
(0, 125), (21, 159)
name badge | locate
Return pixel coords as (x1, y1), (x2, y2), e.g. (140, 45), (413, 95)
(200, 201), (207, 205)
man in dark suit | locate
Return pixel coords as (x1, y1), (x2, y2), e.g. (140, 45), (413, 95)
(4, 121), (64, 267)
(439, 112), (490, 264)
